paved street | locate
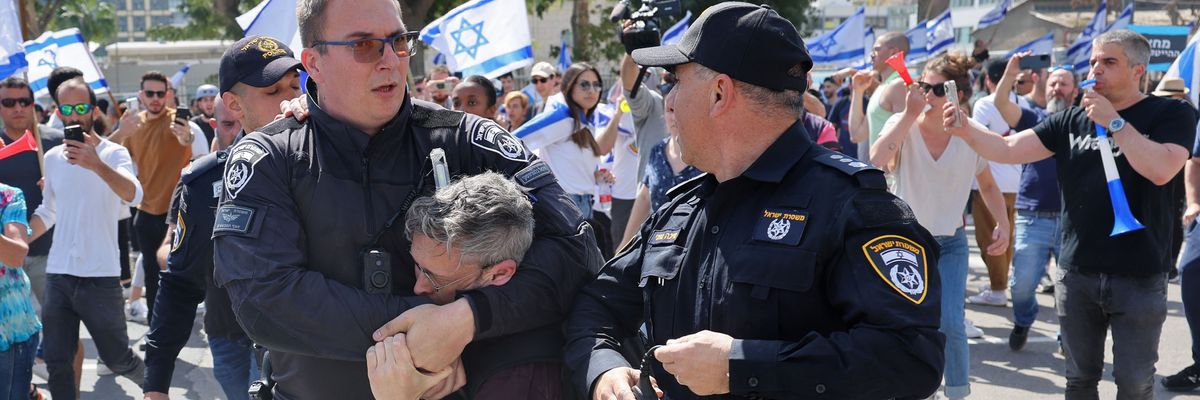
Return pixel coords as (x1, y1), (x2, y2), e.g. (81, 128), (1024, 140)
(30, 223), (1200, 399)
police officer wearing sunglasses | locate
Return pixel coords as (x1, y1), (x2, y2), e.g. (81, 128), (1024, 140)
(211, 0), (601, 399)
(564, 3), (944, 399)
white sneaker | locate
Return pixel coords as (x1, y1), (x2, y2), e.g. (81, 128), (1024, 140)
(125, 299), (148, 324)
(96, 360), (114, 376)
(966, 289), (1008, 307)
(965, 319), (984, 339)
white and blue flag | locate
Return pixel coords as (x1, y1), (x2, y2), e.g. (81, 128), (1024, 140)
(1006, 32), (1053, 58)
(855, 26), (875, 70)
(661, 10), (692, 46)
(905, 21), (928, 64)
(170, 64), (191, 90)
(1106, 3), (1133, 33)
(1164, 30), (1199, 106)
(237, 0), (302, 52)
(1067, 3), (1106, 72)
(977, 0), (1010, 30)
(806, 7), (866, 68)
(558, 36), (572, 72)
(23, 29), (108, 97)
(421, 0), (533, 79)
(0, 0), (27, 80)
(926, 10), (955, 57)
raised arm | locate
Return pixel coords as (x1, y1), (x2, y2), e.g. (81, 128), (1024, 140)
(993, 53), (1029, 128)
(944, 102), (1053, 164)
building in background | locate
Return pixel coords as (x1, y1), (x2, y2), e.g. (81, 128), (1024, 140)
(104, 0), (189, 42)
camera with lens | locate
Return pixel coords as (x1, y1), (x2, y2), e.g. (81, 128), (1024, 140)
(610, 0), (682, 54)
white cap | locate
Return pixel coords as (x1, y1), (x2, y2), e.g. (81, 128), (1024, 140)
(531, 62), (558, 78)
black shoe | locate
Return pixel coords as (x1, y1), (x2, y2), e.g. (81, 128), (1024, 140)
(1009, 325), (1030, 351)
(1163, 364), (1200, 392)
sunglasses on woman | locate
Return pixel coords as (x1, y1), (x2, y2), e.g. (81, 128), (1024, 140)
(576, 81), (603, 92)
(314, 32), (420, 63)
(917, 81), (947, 97)
(58, 103), (93, 116)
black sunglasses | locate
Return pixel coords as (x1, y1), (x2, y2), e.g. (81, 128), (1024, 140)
(917, 81), (946, 97)
(143, 90), (167, 98)
(314, 32), (420, 63)
(0, 97), (34, 108)
(532, 77), (549, 84)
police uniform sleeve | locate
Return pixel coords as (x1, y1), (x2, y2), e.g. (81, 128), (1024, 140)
(451, 115), (602, 341)
(727, 189), (945, 399)
(563, 219), (652, 397)
(211, 133), (433, 361)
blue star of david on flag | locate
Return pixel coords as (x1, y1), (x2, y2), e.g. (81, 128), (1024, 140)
(450, 19), (489, 59)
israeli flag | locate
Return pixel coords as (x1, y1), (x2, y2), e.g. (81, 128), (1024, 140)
(512, 99), (576, 151)
(926, 10), (955, 57)
(1106, 3), (1133, 33)
(421, 0), (533, 79)
(1164, 31), (1199, 106)
(0, 0), (27, 80)
(661, 11), (692, 46)
(23, 29), (108, 97)
(1006, 32), (1054, 58)
(170, 64), (191, 90)
(1067, 3), (1106, 72)
(558, 37), (572, 72)
(855, 26), (875, 70)
(977, 0), (1010, 30)
(806, 7), (865, 68)
(237, 0), (302, 52)
(906, 21), (928, 64)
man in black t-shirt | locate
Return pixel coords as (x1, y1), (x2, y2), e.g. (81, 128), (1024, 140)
(948, 30), (1197, 399)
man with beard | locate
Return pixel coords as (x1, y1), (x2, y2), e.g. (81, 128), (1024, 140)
(29, 78), (146, 400)
(986, 55), (1075, 351)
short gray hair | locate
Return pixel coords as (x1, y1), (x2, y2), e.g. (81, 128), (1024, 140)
(404, 172), (534, 266)
(297, 0), (404, 49)
(1093, 30), (1150, 68)
(692, 64), (804, 116)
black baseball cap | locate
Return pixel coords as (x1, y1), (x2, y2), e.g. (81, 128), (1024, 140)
(631, 2), (812, 92)
(984, 58), (1007, 84)
(220, 35), (304, 94)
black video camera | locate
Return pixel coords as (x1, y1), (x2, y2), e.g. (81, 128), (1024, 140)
(610, 0), (682, 55)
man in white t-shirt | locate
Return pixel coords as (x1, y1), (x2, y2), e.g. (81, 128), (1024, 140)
(965, 58), (1030, 307)
(28, 79), (146, 400)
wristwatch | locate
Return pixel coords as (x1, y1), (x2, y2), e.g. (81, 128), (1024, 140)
(1108, 117), (1126, 133)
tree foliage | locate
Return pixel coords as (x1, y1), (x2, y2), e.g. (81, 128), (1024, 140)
(146, 0), (250, 40)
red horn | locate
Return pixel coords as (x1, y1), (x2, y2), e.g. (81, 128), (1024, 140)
(0, 130), (39, 161)
(885, 51), (914, 85)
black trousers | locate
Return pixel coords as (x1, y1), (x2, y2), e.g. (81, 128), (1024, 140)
(133, 210), (168, 325)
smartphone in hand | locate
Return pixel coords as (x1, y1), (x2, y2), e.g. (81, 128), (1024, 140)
(943, 80), (962, 127)
(64, 124), (85, 143)
(174, 106), (191, 124)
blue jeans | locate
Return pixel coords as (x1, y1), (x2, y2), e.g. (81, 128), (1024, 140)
(568, 194), (594, 219)
(936, 227), (970, 399)
(1009, 210), (1061, 328)
(1178, 220), (1200, 365)
(209, 335), (260, 400)
(0, 333), (38, 400)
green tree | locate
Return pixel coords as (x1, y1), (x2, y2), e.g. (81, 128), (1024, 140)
(20, 0), (117, 44)
(146, 0), (249, 40)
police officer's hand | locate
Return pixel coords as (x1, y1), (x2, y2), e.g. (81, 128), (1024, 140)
(654, 330), (733, 396)
(373, 300), (474, 372)
(366, 334), (453, 400)
(278, 96), (310, 122)
(593, 367), (661, 400)
(986, 223), (1010, 256)
(419, 358), (466, 400)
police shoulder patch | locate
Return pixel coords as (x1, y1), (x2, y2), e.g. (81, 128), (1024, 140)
(861, 235), (929, 304)
(170, 210), (186, 253)
(471, 120), (528, 162)
(224, 141), (269, 200)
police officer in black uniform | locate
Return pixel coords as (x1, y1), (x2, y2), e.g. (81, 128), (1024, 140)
(143, 35), (304, 400)
(564, 3), (945, 399)
(211, 0), (600, 399)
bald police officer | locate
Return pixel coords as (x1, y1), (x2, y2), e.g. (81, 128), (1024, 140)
(564, 3), (945, 399)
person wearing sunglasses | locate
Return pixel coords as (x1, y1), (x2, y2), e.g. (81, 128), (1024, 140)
(368, 172), (542, 400)
(0, 76), (64, 319)
(28, 78), (146, 400)
(210, 1), (598, 399)
(529, 62), (559, 114)
(512, 62), (610, 219)
(870, 53), (1011, 400)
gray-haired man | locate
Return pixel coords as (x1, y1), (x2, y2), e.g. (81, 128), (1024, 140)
(368, 172), (562, 400)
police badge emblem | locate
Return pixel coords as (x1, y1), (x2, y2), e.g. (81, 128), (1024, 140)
(224, 142), (268, 200)
(862, 235), (929, 304)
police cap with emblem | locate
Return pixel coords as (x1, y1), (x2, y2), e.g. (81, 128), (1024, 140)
(219, 35), (304, 94)
(630, 2), (813, 92)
